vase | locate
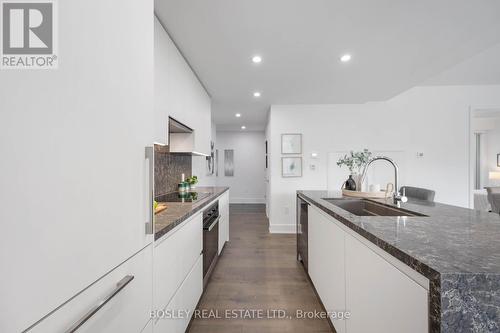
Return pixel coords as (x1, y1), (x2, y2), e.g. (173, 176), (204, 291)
(352, 174), (363, 192)
(345, 175), (356, 191)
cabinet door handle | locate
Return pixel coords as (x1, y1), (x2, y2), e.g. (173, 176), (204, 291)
(64, 275), (135, 333)
(145, 146), (154, 235)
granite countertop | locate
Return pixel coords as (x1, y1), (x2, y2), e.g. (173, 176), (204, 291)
(154, 186), (229, 241)
(297, 190), (500, 333)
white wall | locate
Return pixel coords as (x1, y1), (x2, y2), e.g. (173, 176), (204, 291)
(216, 131), (266, 203)
(267, 85), (500, 232)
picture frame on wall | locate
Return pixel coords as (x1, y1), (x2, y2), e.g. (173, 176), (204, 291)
(498, 153), (500, 167)
(281, 133), (302, 154)
(282, 157), (302, 177)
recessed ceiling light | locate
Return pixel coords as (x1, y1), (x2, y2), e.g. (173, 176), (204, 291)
(235, 113), (241, 118)
(253, 92), (261, 98)
(340, 54), (352, 62)
(241, 126), (246, 130)
(252, 55), (262, 63)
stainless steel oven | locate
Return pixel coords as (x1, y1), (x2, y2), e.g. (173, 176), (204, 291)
(203, 201), (219, 286)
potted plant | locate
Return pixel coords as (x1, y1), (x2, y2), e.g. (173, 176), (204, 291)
(186, 175), (198, 190)
(337, 149), (372, 191)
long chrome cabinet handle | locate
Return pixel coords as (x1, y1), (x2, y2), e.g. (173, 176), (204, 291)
(145, 146), (154, 235)
(64, 275), (135, 333)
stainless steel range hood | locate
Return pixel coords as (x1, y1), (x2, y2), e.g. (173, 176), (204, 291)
(168, 117), (209, 157)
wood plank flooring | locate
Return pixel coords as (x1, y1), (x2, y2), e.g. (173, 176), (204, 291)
(188, 204), (333, 333)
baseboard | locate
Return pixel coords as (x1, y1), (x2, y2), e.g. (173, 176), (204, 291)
(230, 197), (266, 204)
(269, 224), (295, 234)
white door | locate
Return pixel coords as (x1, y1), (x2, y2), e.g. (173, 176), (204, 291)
(0, 1), (155, 331)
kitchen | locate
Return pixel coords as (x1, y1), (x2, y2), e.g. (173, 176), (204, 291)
(1, 1), (500, 333)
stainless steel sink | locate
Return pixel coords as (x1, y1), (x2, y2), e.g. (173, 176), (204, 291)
(322, 198), (427, 217)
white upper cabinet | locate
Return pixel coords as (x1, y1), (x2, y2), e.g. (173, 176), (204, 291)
(154, 17), (212, 155)
(0, 2), (155, 332)
(153, 18), (170, 145)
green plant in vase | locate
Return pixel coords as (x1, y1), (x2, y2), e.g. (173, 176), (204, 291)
(186, 175), (198, 190)
(337, 149), (372, 191)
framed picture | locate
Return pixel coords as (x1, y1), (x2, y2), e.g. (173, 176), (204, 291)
(282, 157), (302, 177)
(498, 153), (500, 167)
(281, 133), (302, 154)
(224, 149), (234, 177)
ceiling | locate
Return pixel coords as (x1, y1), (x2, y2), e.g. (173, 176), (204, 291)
(155, 0), (500, 130)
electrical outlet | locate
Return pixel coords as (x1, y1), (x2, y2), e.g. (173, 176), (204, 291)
(416, 152), (424, 158)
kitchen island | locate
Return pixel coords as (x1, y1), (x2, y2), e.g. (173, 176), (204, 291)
(298, 190), (500, 333)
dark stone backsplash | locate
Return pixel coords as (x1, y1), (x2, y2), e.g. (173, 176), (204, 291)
(154, 145), (191, 196)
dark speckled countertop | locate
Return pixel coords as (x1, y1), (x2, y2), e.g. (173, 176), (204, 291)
(154, 186), (229, 241)
(298, 190), (500, 333)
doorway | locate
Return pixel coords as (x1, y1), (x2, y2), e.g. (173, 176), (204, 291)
(468, 107), (500, 209)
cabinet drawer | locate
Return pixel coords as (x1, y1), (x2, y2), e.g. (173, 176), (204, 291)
(153, 213), (202, 311)
(28, 245), (153, 333)
(154, 255), (202, 333)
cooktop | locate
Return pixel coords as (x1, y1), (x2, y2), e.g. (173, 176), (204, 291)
(156, 191), (210, 203)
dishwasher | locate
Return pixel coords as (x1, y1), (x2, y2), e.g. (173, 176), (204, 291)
(297, 196), (309, 271)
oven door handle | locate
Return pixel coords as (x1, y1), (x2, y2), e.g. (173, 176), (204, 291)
(203, 216), (220, 231)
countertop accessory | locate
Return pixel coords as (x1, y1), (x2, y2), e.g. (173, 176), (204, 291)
(186, 175), (198, 189)
(337, 149), (372, 191)
(154, 202), (168, 215)
(344, 175), (357, 191)
(178, 182), (188, 192)
(342, 188), (393, 199)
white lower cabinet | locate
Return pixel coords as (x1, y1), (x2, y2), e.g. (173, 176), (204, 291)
(218, 191), (230, 254)
(28, 244), (153, 333)
(154, 255), (203, 333)
(345, 234), (428, 333)
(307, 206), (429, 333)
(308, 207), (346, 333)
(153, 213), (202, 312)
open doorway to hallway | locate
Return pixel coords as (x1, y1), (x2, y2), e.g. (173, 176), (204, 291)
(469, 107), (500, 210)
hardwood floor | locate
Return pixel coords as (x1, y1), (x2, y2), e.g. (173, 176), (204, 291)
(188, 204), (333, 333)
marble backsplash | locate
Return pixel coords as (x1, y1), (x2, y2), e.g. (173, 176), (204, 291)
(154, 145), (192, 196)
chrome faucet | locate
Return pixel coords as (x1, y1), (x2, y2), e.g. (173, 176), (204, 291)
(360, 156), (408, 207)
